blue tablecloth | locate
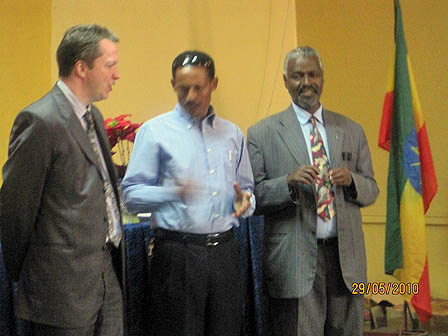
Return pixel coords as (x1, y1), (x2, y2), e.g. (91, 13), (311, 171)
(1, 216), (266, 336)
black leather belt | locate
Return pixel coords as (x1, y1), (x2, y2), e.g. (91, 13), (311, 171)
(317, 237), (338, 246)
(155, 228), (234, 247)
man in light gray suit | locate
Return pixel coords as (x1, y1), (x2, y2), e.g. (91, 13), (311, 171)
(247, 46), (379, 336)
(0, 24), (124, 336)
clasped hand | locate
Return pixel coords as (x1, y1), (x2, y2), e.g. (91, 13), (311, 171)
(287, 165), (352, 187)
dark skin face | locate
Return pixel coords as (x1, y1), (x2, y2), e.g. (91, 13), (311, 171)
(283, 55), (323, 114)
(171, 65), (218, 120)
(170, 65), (252, 216)
(284, 54), (353, 189)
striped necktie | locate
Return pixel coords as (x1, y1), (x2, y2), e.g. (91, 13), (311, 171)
(310, 116), (335, 221)
(84, 110), (122, 247)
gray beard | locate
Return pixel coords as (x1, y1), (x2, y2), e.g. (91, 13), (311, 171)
(296, 97), (317, 111)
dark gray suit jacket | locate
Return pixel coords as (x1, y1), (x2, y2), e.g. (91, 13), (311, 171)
(0, 84), (123, 328)
(247, 105), (379, 298)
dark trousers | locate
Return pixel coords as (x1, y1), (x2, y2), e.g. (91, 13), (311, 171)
(268, 240), (363, 336)
(148, 231), (243, 336)
(26, 245), (123, 336)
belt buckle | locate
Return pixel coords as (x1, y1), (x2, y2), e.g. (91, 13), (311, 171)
(317, 238), (335, 246)
(206, 233), (219, 247)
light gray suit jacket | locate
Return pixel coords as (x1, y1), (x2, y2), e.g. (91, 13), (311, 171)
(0, 84), (123, 328)
(247, 105), (379, 298)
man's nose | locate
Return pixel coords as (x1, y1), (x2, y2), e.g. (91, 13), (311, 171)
(186, 88), (197, 102)
(302, 75), (311, 85)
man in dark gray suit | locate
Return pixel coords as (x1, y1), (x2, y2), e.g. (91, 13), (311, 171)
(0, 24), (124, 336)
(247, 46), (379, 335)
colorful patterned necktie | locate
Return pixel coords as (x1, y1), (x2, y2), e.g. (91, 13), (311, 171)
(310, 116), (335, 221)
(84, 110), (122, 247)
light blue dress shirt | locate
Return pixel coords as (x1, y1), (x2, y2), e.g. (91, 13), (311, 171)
(292, 102), (337, 239)
(122, 104), (255, 234)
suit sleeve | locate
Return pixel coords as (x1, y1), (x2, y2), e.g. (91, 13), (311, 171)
(0, 111), (51, 281)
(247, 125), (294, 216)
(345, 126), (379, 207)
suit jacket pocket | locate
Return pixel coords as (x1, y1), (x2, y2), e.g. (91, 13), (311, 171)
(264, 233), (288, 280)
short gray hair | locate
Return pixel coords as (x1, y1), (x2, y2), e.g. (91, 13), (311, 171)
(283, 46), (323, 75)
(57, 24), (119, 77)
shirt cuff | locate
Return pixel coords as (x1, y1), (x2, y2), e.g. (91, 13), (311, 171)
(343, 179), (358, 199)
(288, 184), (300, 205)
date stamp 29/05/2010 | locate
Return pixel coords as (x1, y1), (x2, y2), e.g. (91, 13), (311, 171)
(351, 282), (419, 296)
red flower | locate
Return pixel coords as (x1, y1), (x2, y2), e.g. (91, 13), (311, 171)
(104, 114), (142, 166)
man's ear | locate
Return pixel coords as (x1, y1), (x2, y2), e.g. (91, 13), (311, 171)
(211, 77), (218, 90)
(74, 60), (87, 79)
(283, 74), (288, 88)
(171, 78), (175, 89)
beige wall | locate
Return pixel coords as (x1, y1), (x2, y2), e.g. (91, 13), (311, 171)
(296, 0), (448, 299)
(50, 0), (296, 134)
(0, 0), (52, 183)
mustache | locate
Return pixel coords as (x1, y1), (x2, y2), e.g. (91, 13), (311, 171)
(298, 85), (318, 95)
(184, 100), (198, 107)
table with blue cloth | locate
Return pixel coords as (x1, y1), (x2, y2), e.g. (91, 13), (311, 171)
(0, 216), (266, 336)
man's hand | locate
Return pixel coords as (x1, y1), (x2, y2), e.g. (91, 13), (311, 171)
(329, 168), (352, 186)
(233, 182), (252, 218)
(287, 165), (320, 187)
(176, 179), (202, 203)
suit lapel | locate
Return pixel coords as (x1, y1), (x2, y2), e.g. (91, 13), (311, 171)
(51, 85), (122, 217)
(277, 106), (310, 166)
(323, 109), (344, 169)
(51, 85), (108, 177)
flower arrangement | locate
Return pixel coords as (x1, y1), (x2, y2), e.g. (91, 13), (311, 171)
(104, 114), (142, 169)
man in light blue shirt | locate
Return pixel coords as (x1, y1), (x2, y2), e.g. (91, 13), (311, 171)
(122, 50), (255, 336)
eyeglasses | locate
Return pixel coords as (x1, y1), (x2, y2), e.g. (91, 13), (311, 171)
(172, 53), (215, 79)
(173, 54), (213, 69)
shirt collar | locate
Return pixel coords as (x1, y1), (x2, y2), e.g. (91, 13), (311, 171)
(174, 103), (216, 128)
(57, 80), (91, 120)
(291, 101), (324, 126)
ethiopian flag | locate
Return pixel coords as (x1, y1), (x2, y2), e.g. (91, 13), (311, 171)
(378, 0), (437, 323)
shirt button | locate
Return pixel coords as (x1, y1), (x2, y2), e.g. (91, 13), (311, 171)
(210, 169), (215, 175)
(207, 148), (211, 152)
(211, 191), (218, 196)
(214, 214), (220, 218)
